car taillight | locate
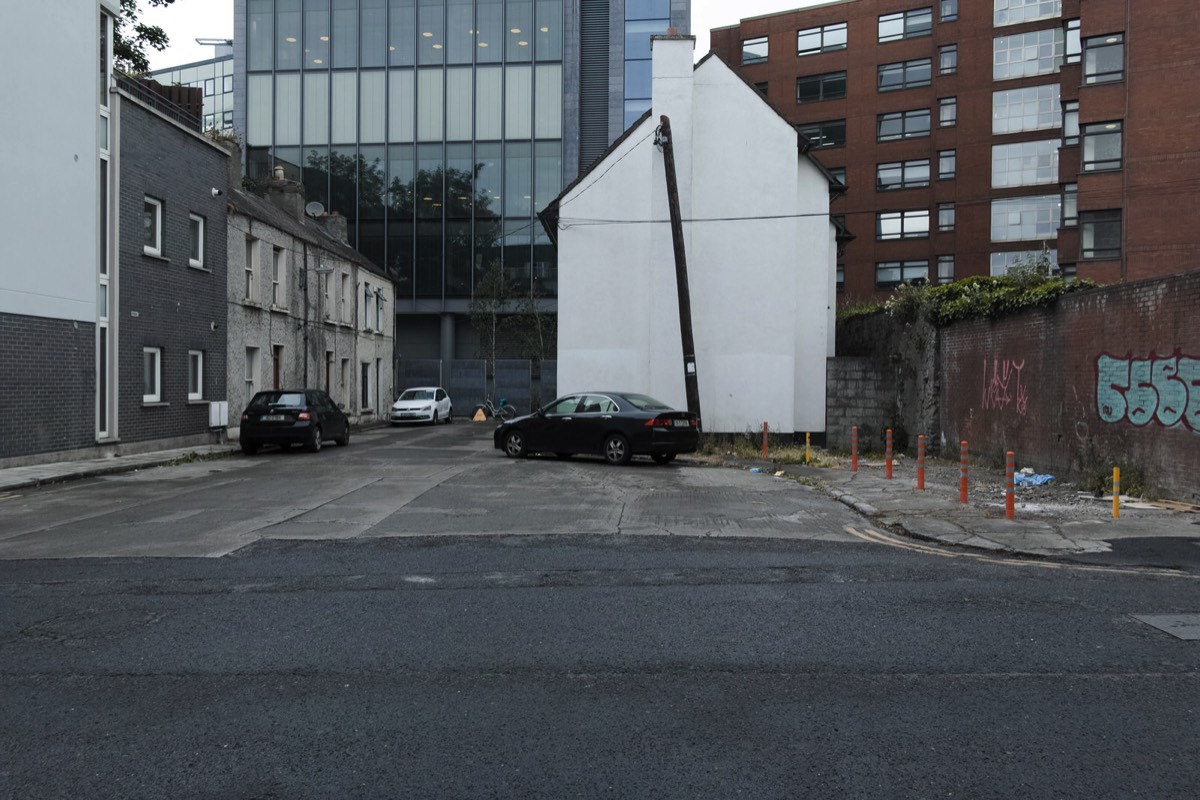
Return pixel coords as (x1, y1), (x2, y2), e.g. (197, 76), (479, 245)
(297, 411), (311, 420)
(241, 413), (249, 422)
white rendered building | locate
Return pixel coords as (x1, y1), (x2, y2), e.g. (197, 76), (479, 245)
(543, 35), (840, 434)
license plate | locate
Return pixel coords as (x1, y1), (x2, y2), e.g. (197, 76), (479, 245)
(261, 414), (287, 422)
(672, 419), (691, 428)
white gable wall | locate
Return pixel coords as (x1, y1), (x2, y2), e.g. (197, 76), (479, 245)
(556, 38), (834, 434)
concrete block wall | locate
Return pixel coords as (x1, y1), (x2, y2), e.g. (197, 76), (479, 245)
(825, 357), (893, 453)
(0, 314), (95, 460)
(117, 98), (229, 446)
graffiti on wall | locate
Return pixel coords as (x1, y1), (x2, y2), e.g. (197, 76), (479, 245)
(981, 358), (1029, 416)
(1096, 352), (1200, 432)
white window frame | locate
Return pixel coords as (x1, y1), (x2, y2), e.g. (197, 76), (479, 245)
(143, 347), (162, 403)
(272, 246), (285, 306)
(143, 196), (163, 256)
(341, 273), (350, 322)
(245, 237), (257, 301)
(188, 213), (205, 268)
(188, 350), (204, 400)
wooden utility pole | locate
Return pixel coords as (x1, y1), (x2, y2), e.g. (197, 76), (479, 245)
(656, 115), (702, 424)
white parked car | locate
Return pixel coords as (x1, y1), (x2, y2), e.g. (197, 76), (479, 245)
(390, 387), (453, 425)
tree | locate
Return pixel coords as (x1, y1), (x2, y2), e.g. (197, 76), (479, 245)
(113, 0), (175, 75)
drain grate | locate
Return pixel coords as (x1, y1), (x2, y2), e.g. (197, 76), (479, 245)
(1131, 614), (1200, 640)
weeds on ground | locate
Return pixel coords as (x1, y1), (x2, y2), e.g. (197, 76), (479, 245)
(695, 436), (842, 468)
(1078, 463), (1157, 500)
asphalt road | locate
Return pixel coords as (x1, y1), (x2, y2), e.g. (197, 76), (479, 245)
(1, 423), (1198, 798)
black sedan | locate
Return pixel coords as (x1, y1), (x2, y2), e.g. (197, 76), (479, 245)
(493, 392), (699, 465)
(239, 389), (350, 455)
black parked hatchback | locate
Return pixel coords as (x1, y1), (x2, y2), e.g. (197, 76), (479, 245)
(239, 389), (350, 455)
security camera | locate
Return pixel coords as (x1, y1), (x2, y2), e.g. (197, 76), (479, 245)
(212, 187), (223, 197)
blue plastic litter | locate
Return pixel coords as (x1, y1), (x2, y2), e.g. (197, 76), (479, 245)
(749, 468), (762, 473)
(1014, 473), (1055, 486)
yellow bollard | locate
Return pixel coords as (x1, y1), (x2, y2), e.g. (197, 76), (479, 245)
(805, 432), (811, 464)
(1113, 467), (1120, 519)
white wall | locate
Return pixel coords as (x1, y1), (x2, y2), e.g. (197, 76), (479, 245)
(0, 1), (101, 322)
(556, 39), (835, 433)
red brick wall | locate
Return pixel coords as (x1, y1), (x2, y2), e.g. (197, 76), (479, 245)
(940, 272), (1200, 501)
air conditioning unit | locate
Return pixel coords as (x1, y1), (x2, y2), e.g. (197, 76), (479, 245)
(209, 400), (229, 428)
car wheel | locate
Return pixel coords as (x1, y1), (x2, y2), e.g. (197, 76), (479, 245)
(446, 407), (453, 424)
(240, 442), (259, 456)
(504, 430), (527, 458)
(651, 453), (676, 465)
(306, 425), (323, 453)
(336, 425), (350, 447)
(603, 434), (631, 466)
(431, 410), (439, 425)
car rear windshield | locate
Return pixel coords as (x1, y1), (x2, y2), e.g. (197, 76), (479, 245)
(249, 392), (305, 409)
(622, 394), (672, 411)
(399, 389), (435, 400)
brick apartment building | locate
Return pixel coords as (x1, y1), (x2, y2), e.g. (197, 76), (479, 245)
(710, 0), (1200, 302)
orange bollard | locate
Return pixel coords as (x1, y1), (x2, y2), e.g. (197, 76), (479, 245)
(762, 421), (768, 459)
(917, 434), (926, 491)
(1113, 467), (1121, 519)
(885, 429), (893, 480)
(805, 432), (811, 465)
(959, 441), (969, 504)
(1005, 450), (1015, 520)
(851, 426), (859, 473)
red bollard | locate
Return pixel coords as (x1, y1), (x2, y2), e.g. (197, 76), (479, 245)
(761, 421), (768, 459)
(959, 440), (969, 504)
(851, 426), (859, 473)
(885, 429), (893, 480)
(917, 434), (926, 491)
(1005, 450), (1015, 520)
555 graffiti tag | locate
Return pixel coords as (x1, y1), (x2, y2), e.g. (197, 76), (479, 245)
(1096, 352), (1200, 432)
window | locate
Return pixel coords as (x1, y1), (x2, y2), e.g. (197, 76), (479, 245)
(143, 347), (161, 403)
(797, 71), (847, 104)
(340, 273), (350, 321)
(877, 108), (930, 141)
(993, 29), (1064, 80)
(1062, 100), (1079, 145)
(992, 140), (1060, 187)
(271, 246), (285, 305)
(223, 74), (233, 93)
(941, 0), (958, 22)
(994, 0), (1062, 27)
(753, 81), (768, 98)
(1082, 121), (1122, 171)
(876, 260), (929, 289)
(204, 78), (215, 96)
(1080, 210), (1122, 259)
(188, 214), (205, 268)
(188, 350), (204, 400)
(878, 58), (932, 92)
(1084, 34), (1124, 84)
(828, 167), (847, 187)
(797, 119), (847, 149)
(990, 249), (1059, 276)
(222, 110), (234, 127)
(939, 97), (957, 127)
(376, 291), (385, 332)
(742, 36), (768, 64)
(203, 114), (215, 130)
(990, 195), (1061, 241)
(877, 158), (930, 191)
(937, 255), (955, 283)
(879, 8), (931, 43)
(361, 362), (372, 409)
(877, 209), (930, 240)
(1064, 19), (1081, 64)
(836, 265), (845, 291)
(993, 85), (1061, 134)
(1061, 183), (1078, 227)
(939, 149), (957, 179)
(244, 237), (256, 301)
(939, 44), (957, 75)
(143, 196), (162, 256)
(797, 22), (847, 56)
(938, 203), (956, 232)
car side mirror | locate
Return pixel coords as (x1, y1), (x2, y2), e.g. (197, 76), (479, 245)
(337, 402), (345, 410)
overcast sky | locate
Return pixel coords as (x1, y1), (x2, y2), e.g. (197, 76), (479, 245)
(142, 0), (827, 71)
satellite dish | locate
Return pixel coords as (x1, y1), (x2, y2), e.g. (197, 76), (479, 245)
(304, 201), (325, 217)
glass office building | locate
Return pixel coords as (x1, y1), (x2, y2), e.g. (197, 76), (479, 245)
(149, 40), (236, 131)
(234, 0), (688, 359)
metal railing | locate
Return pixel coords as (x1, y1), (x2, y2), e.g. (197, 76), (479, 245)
(114, 72), (201, 130)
